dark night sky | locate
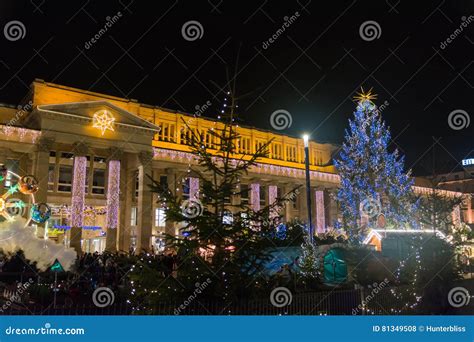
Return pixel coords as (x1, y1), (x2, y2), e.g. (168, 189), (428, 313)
(0, 0), (472, 176)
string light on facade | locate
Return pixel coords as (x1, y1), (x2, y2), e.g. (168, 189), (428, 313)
(250, 183), (260, 211)
(71, 156), (87, 228)
(315, 190), (326, 233)
(105, 160), (120, 229)
(92, 110), (115, 135)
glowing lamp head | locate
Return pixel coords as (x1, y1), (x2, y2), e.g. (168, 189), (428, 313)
(303, 134), (309, 147)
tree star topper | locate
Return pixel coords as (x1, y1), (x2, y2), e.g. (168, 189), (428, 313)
(354, 87), (377, 104)
(92, 110), (115, 135)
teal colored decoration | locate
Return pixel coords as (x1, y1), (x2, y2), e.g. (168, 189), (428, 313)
(30, 203), (51, 223)
(7, 184), (18, 195)
(323, 248), (347, 284)
(50, 259), (64, 273)
(262, 247), (301, 276)
(14, 200), (25, 209)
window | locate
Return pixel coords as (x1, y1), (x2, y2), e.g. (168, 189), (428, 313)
(157, 122), (176, 143)
(238, 137), (251, 154)
(286, 145), (297, 162)
(134, 171), (139, 198)
(4, 159), (19, 187)
(58, 165), (73, 192)
(155, 208), (166, 227)
(94, 156), (106, 163)
(92, 169), (105, 194)
(312, 150), (323, 165)
(240, 184), (249, 205)
(222, 210), (233, 224)
(180, 127), (195, 145)
(205, 131), (217, 149)
(131, 207), (138, 226)
(160, 176), (168, 190)
(271, 143), (283, 160)
(260, 185), (266, 206)
(60, 152), (74, 160)
(48, 164), (55, 191)
(182, 178), (190, 199)
(255, 140), (266, 153)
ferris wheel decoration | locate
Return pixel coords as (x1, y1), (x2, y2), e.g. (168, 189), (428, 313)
(0, 169), (47, 226)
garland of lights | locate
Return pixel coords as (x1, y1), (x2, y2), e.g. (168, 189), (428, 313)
(105, 160), (120, 229)
(388, 238), (423, 314)
(71, 156), (87, 228)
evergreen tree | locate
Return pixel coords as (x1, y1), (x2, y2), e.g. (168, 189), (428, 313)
(334, 89), (418, 242)
(299, 238), (320, 279)
(142, 84), (300, 305)
(416, 182), (463, 233)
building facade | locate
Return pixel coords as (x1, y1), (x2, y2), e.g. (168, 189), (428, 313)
(0, 80), (472, 254)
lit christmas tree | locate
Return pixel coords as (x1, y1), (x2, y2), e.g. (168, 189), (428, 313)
(334, 89), (418, 242)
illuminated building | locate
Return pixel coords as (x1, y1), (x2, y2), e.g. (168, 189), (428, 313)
(0, 79), (471, 254)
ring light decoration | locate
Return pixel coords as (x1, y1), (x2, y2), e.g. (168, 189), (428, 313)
(0, 170), (49, 226)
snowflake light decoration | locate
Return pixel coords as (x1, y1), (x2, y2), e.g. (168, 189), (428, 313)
(92, 110), (115, 135)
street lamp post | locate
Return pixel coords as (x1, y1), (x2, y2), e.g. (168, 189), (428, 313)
(303, 134), (313, 243)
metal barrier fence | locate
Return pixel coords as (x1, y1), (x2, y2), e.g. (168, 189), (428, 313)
(1, 287), (412, 315)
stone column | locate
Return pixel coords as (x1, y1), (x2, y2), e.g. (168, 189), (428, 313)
(136, 151), (153, 253)
(34, 137), (54, 238)
(282, 184), (293, 223)
(118, 154), (133, 253)
(315, 190), (326, 234)
(250, 183), (260, 211)
(105, 148), (122, 252)
(325, 189), (338, 229)
(69, 142), (88, 255)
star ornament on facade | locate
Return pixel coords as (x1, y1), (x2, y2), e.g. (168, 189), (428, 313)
(92, 110), (115, 135)
(354, 87), (378, 104)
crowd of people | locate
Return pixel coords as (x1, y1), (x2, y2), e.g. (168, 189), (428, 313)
(0, 250), (180, 309)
